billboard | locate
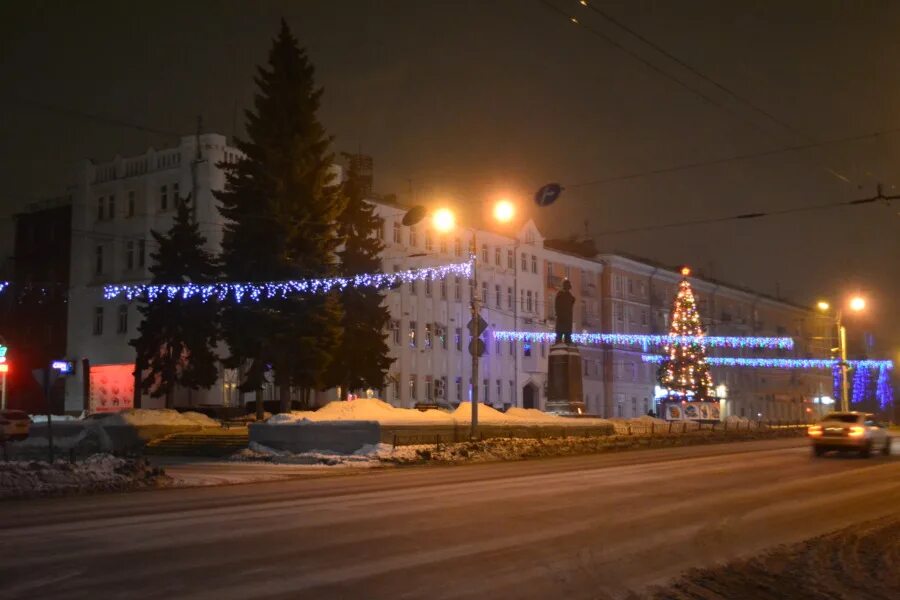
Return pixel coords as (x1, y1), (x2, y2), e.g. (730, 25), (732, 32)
(664, 401), (720, 422)
(89, 364), (134, 413)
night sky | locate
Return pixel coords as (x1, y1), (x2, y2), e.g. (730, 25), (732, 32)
(1, 1), (897, 352)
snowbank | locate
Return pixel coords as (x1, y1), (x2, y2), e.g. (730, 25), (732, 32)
(98, 408), (218, 428)
(29, 414), (80, 423)
(267, 399), (454, 426)
(504, 407), (563, 422)
(0, 454), (170, 499)
(229, 441), (392, 467)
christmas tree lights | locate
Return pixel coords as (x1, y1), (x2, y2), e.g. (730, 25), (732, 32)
(876, 366), (894, 410)
(657, 267), (714, 401)
(103, 260), (473, 302)
(0, 282), (7, 293)
(492, 330), (793, 350)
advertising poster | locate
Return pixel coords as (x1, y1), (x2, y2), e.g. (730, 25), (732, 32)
(663, 401), (721, 422)
(90, 364), (134, 413)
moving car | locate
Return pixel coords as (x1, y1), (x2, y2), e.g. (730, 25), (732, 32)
(808, 411), (891, 457)
(0, 409), (32, 441)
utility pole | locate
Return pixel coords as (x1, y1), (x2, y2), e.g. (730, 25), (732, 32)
(470, 232), (479, 439)
(837, 310), (850, 412)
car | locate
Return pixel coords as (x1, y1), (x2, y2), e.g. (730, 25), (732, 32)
(808, 411), (892, 458)
(0, 409), (32, 441)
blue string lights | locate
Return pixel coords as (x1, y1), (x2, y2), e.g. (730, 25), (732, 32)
(0, 282), (8, 294)
(103, 261), (474, 303)
(492, 330), (794, 350)
(640, 354), (894, 371)
(876, 366), (894, 410)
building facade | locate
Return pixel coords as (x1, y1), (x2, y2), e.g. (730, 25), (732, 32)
(54, 131), (838, 419)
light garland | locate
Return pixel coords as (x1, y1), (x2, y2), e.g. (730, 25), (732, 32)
(103, 260), (474, 302)
(851, 367), (870, 405)
(492, 330), (794, 350)
(0, 282), (7, 293)
(641, 354), (895, 371)
(876, 366), (894, 410)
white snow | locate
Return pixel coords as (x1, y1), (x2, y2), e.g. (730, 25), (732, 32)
(229, 440), (389, 467)
(98, 408), (218, 428)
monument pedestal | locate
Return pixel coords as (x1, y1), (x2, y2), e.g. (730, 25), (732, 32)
(545, 343), (585, 415)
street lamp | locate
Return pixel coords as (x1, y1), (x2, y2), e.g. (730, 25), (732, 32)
(403, 199), (517, 439)
(817, 296), (866, 412)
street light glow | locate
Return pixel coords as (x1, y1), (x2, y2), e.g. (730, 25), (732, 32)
(493, 199), (515, 223)
(816, 300), (830, 312)
(849, 296), (866, 312)
(431, 207), (456, 233)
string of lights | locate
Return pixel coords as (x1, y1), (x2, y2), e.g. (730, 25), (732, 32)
(102, 260), (474, 303)
(876, 367), (894, 410)
(492, 330), (793, 350)
(640, 354), (894, 371)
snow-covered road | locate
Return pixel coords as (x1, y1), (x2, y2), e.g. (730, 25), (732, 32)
(0, 438), (897, 599)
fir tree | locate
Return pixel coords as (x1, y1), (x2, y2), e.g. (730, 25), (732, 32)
(130, 195), (219, 408)
(217, 20), (345, 417)
(657, 267), (714, 401)
(327, 156), (394, 396)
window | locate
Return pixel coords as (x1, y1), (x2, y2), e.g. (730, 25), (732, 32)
(138, 240), (146, 268)
(627, 279), (634, 294)
(376, 222), (385, 240)
(424, 323), (433, 349)
(507, 286), (513, 310)
(456, 377), (463, 401)
(126, 241), (134, 270)
(454, 277), (461, 301)
(409, 321), (417, 348)
(454, 238), (461, 257)
(641, 310), (648, 325)
(425, 376), (434, 400)
(455, 327), (462, 351)
(160, 185), (168, 211)
(436, 324), (447, 349)
(95, 245), (104, 275)
(483, 378), (490, 404)
(107, 195), (115, 219)
(409, 278), (417, 295)
(524, 341), (532, 357)
(614, 275), (623, 293)
(481, 281), (488, 303)
(172, 182), (180, 203)
(531, 254), (537, 273)
(540, 341), (546, 357)
(481, 244), (488, 263)
(564, 265), (570, 278)
(392, 379), (401, 403)
(440, 278), (447, 300)
(509, 340), (514, 356)
(117, 305), (128, 333)
(439, 238), (447, 254)
(507, 249), (514, 269)
(409, 226), (417, 247)
(436, 376), (447, 399)
(425, 276), (432, 297)
(494, 247), (501, 266)
(547, 261), (554, 282)
(393, 222), (402, 244)
(93, 307), (104, 335)
(496, 379), (502, 404)
(495, 337), (500, 354)
(97, 197), (104, 220)
(495, 284), (501, 308)
(127, 191), (135, 217)
(409, 375), (417, 402)
(390, 319), (400, 344)
(425, 230), (433, 251)
(521, 252), (527, 271)
(526, 290), (533, 312)
(509, 381), (514, 405)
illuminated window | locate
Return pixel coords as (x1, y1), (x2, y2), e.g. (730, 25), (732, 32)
(393, 222), (402, 244)
(424, 323), (433, 349)
(408, 321), (417, 348)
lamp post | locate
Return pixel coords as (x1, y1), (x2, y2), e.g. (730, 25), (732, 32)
(405, 200), (516, 439)
(817, 297), (865, 412)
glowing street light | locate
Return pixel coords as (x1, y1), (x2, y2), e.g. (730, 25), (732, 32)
(816, 295), (867, 411)
(816, 300), (830, 312)
(431, 207), (456, 233)
(492, 199), (515, 223)
(849, 296), (866, 312)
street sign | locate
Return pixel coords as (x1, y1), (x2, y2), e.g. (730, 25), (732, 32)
(52, 360), (75, 375)
(466, 316), (488, 337)
(534, 183), (563, 207)
(468, 338), (486, 357)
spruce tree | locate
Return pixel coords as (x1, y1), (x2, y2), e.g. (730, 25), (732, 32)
(217, 20), (345, 417)
(328, 156), (394, 397)
(657, 267), (714, 402)
(130, 195), (219, 408)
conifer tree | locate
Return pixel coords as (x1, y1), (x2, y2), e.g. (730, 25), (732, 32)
(657, 267), (714, 401)
(217, 20), (345, 417)
(328, 156), (394, 396)
(131, 195), (219, 408)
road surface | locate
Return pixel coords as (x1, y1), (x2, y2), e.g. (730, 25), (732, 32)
(1, 438), (898, 599)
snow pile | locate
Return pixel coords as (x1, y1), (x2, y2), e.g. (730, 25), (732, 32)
(29, 414), (79, 423)
(504, 407), (563, 422)
(98, 408), (218, 428)
(629, 415), (668, 425)
(267, 399), (454, 426)
(724, 416), (753, 426)
(0, 454), (170, 499)
(229, 441), (391, 466)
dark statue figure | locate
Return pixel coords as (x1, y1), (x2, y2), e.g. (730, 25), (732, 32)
(554, 279), (575, 344)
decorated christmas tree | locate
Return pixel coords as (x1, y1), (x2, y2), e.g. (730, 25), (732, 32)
(657, 267), (714, 401)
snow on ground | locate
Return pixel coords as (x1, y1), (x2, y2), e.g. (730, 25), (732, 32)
(229, 440), (393, 466)
(98, 408), (219, 427)
(29, 414), (80, 423)
(265, 399), (613, 427)
(0, 454), (170, 499)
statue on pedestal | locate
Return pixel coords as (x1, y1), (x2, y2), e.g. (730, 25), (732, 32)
(554, 279), (575, 344)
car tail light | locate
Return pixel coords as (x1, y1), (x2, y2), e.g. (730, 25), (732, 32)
(808, 425), (823, 437)
(849, 426), (865, 438)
